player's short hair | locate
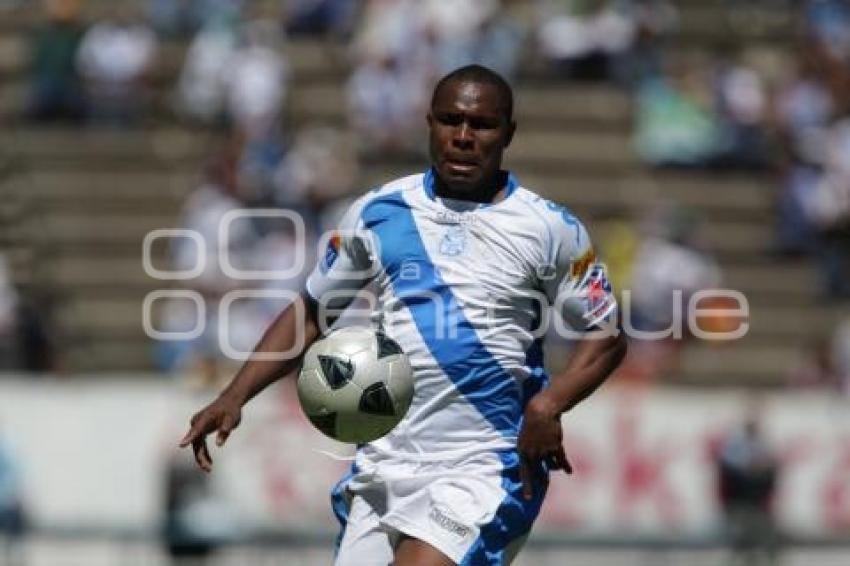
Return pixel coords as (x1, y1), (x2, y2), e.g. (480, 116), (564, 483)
(431, 64), (514, 122)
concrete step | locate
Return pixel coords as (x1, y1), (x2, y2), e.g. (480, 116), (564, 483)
(506, 129), (637, 169)
(358, 166), (773, 208)
(290, 82), (633, 131)
(724, 263), (820, 298)
(516, 84), (631, 130)
(38, 256), (153, 290)
(523, 173), (772, 215)
(21, 210), (181, 246)
(6, 170), (193, 205)
(0, 33), (26, 80)
(677, 341), (804, 387)
(747, 305), (844, 340)
(56, 296), (146, 336)
(583, 217), (772, 257)
(63, 338), (155, 373)
(674, 3), (795, 44)
(1, 127), (211, 164)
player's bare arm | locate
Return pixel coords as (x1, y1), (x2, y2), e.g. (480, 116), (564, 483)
(179, 293), (321, 472)
(518, 332), (627, 499)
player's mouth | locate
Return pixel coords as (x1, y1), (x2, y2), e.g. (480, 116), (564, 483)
(444, 157), (479, 175)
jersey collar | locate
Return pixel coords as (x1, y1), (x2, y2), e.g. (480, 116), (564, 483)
(423, 167), (519, 206)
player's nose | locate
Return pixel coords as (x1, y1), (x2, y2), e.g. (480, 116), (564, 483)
(452, 122), (474, 148)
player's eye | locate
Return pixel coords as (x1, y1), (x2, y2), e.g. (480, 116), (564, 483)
(437, 113), (463, 127)
(469, 117), (499, 130)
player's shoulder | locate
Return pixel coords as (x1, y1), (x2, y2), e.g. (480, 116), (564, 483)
(511, 184), (589, 245)
(339, 173), (423, 225)
(366, 173), (424, 202)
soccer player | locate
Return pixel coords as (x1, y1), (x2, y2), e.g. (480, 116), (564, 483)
(180, 64), (627, 565)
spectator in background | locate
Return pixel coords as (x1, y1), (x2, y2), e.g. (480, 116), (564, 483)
(618, 0), (678, 84)
(76, 7), (157, 125)
(623, 204), (721, 381)
(147, 0), (244, 38)
(347, 48), (430, 154)
(803, 0), (850, 115)
(0, 256), (19, 371)
(713, 53), (769, 169)
(773, 55), (834, 255)
(831, 317), (850, 394)
(804, 0), (850, 65)
(347, 0), (432, 153)
(28, 0), (86, 122)
(283, 0), (359, 37)
(636, 49), (772, 170)
(715, 409), (781, 566)
(223, 19), (289, 140)
(0, 256), (56, 373)
(634, 54), (725, 167)
(162, 450), (234, 564)
(173, 16), (239, 126)
(155, 151), (259, 382)
(0, 427), (24, 566)
(628, 204), (722, 331)
(535, 0), (639, 81)
(807, 118), (850, 298)
(419, 0), (524, 80)
(272, 125), (359, 228)
(789, 335), (846, 393)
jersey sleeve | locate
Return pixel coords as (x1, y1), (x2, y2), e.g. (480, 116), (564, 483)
(305, 195), (377, 310)
(540, 210), (618, 331)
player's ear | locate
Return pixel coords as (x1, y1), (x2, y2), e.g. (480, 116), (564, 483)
(426, 112), (434, 129)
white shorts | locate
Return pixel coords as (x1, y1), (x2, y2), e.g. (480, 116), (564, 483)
(331, 450), (548, 566)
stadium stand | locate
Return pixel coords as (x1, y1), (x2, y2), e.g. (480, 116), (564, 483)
(0, 0), (837, 387)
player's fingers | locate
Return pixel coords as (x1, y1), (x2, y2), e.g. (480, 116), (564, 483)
(179, 412), (209, 448)
(556, 446), (573, 475)
(216, 414), (235, 447)
(178, 427), (195, 448)
(193, 437), (213, 472)
(179, 420), (203, 448)
(519, 457), (534, 501)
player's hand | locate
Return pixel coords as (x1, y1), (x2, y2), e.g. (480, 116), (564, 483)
(517, 394), (572, 500)
(179, 394), (243, 473)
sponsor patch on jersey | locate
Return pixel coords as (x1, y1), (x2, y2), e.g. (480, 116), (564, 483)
(320, 232), (342, 274)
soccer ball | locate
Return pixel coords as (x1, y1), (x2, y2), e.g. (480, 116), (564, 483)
(297, 326), (414, 443)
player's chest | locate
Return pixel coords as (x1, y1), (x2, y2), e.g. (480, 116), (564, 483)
(374, 208), (540, 292)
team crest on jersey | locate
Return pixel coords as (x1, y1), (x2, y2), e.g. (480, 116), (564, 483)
(439, 225), (466, 256)
(320, 232), (342, 273)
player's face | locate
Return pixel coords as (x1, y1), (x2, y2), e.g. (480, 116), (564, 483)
(427, 81), (515, 194)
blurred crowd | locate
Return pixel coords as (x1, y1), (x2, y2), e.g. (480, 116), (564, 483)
(0, 2), (849, 558)
(0, 255), (55, 374)
(0, 0), (848, 392)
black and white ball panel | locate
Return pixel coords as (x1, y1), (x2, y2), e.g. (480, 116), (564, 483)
(296, 326), (414, 443)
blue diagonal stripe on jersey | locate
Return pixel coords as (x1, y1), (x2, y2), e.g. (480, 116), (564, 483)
(330, 461), (358, 555)
(361, 191), (521, 438)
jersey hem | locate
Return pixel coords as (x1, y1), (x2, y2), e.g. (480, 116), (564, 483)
(380, 515), (468, 565)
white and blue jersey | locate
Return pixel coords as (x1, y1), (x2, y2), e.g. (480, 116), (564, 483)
(305, 170), (617, 565)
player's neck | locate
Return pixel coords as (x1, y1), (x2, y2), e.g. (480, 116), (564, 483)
(433, 170), (508, 204)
